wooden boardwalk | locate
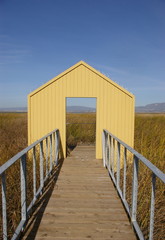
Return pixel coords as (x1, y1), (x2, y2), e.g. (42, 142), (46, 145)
(24, 146), (136, 240)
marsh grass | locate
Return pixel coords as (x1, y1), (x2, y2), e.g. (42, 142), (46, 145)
(0, 113), (27, 163)
(66, 113), (165, 239)
(134, 114), (165, 171)
(134, 114), (165, 240)
(0, 114), (57, 239)
(0, 112), (164, 239)
(0, 113), (28, 238)
(66, 113), (96, 148)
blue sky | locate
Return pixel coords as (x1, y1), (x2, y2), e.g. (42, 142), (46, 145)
(0, 0), (165, 108)
(67, 98), (96, 108)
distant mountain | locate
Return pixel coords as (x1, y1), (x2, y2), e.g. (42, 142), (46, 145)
(136, 103), (165, 113)
(0, 106), (95, 113)
(0, 107), (27, 112)
(0, 103), (164, 113)
(67, 106), (96, 113)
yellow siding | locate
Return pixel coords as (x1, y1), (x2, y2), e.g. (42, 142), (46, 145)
(28, 61), (135, 159)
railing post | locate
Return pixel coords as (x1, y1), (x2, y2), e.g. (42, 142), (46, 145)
(2, 173), (7, 240)
(46, 137), (48, 177)
(108, 135), (111, 171)
(53, 132), (55, 165)
(55, 131), (59, 165)
(20, 154), (27, 221)
(50, 134), (53, 172)
(107, 135), (110, 170)
(149, 173), (156, 240)
(123, 147), (127, 201)
(117, 142), (120, 189)
(40, 141), (44, 190)
(131, 155), (139, 221)
(111, 138), (115, 176)
(102, 130), (106, 167)
(33, 146), (36, 201)
(105, 132), (108, 167)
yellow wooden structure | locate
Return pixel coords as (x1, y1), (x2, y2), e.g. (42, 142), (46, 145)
(28, 61), (135, 158)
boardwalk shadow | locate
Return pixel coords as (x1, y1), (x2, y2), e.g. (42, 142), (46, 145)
(22, 158), (64, 240)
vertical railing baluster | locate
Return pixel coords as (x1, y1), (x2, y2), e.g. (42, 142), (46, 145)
(33, 146), (36, 201)
(109, 135), (111, 171)
(149, 173), (156, 240)
(52, 133), (54, 165)
(106, 135), (109, 169)
(105, 132), (108, 167)
(111, 138), (114, 176)
(2, 173), (7, 240)
(104, 131), (106, 167)
(102, 131), (106, 167)
(55, 131), (58, 165)
(40, 141), (44, 190)
(117, 142), (120, 189)
(50, 134), (53, 172)
(131, 155), (139, 221)
(123, 147), (127, 200)
(20, 154), (27, 221)
(53, 132), (55, 165)
(46, 137), (48, 177)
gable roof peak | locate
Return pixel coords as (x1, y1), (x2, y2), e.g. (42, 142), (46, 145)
(29, 60), (134, 98)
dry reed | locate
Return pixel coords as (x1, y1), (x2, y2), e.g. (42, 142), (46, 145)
(0, 112), (164, 239)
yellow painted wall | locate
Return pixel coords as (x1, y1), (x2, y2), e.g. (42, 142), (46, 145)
(28, 61), (135, 159)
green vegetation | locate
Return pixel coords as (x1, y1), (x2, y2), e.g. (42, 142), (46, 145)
(0, 112), (164, 239)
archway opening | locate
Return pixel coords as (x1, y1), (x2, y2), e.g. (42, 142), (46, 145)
(66, 98), (96, 155)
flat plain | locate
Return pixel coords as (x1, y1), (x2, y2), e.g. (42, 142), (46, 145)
(0, 112), (164, 239)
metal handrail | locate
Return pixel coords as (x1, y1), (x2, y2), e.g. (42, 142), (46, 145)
(102, 129), (165, 240)
(0, 129), (60, 240)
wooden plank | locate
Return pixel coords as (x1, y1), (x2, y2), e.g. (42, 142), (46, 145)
(23, 146), (136, 240)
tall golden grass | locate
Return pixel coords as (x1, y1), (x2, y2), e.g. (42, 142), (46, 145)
(0, 113), (28, 238)
(67, 113), (165, 240)
(134, 114), (165, 170)
(66, 113), (96, 148)
(0, 112), (164, 239)
(0, 113), (27, 163)
(134, 114), (165, 240)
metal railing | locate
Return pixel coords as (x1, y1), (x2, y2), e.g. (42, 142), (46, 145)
(102, 129), (165, 240)
(0, 129), (60, 240)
